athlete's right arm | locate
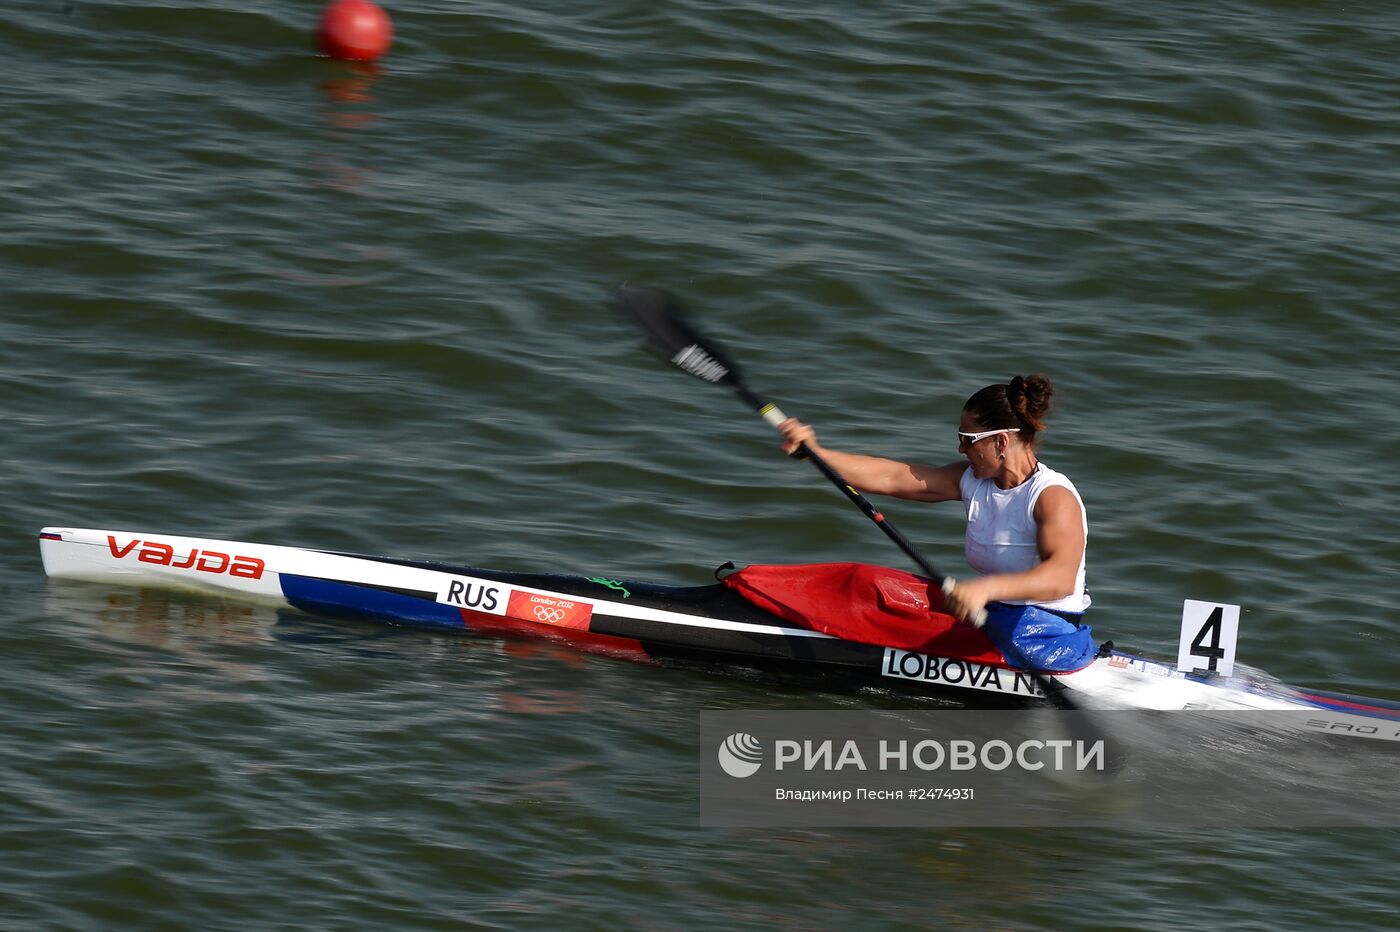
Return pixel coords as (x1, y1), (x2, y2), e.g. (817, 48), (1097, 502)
(778, 419), (965, 503)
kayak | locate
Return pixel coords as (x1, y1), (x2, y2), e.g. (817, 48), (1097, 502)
(37, 526), (1400, 741)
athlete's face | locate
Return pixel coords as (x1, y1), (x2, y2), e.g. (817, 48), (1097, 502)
(957, 415), (1013, 479)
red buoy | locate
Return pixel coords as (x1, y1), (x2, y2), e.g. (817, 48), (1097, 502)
(317, 0), (393, 62)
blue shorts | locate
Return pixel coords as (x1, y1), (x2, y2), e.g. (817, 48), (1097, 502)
(982, 602), (1097, 672)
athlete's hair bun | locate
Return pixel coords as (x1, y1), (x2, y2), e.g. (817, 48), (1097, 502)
(1007, 374), (1053, 432)
(965, 374), (1056, 438)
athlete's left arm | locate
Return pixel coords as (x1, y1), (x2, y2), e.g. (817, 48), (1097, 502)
(1028, 486), (1085, 600)
(943, 486), (1084, 621)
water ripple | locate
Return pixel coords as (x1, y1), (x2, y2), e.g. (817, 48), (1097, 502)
(5, 0), (1400, 926)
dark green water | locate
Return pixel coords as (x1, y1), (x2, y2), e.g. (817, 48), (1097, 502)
(4, 1), (1399, 927)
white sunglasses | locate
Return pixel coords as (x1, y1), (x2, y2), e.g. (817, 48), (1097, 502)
(956, 427), (1019, 445)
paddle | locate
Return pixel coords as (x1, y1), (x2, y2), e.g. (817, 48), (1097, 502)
(612, 284), (1085, 712)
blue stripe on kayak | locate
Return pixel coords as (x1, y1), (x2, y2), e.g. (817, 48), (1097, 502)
(281, 574), (464, 631)
(1295, 690), (1400, 720)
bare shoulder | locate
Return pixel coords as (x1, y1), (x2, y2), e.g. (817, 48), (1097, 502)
(1033, 484), (1085, 525)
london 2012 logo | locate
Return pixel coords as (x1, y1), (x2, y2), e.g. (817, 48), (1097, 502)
(717, 733), (764, 778)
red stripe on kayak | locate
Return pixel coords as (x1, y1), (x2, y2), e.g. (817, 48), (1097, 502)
(1295, 692), (1400, 717)
(456, 606), (651, 662)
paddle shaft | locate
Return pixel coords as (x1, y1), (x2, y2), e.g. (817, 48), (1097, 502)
(734, 386), (952, 586)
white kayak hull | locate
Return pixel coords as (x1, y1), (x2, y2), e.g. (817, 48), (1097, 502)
(38, 526), (1400, 741)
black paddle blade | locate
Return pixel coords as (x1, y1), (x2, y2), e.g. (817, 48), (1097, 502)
(612, 285), (744, 388)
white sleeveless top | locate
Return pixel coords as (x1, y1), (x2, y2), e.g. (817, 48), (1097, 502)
(958, 462), (1090, 614)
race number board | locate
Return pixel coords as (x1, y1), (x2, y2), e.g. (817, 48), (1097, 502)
(1178, 600), (1240, 677)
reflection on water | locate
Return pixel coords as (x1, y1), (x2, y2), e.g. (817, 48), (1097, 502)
(263, 61), (393, 287)
(45, 579), (588, 717)
(45, 581), (272, 650)
(320, 62), (382, 131)
(316, 60), (382, 187)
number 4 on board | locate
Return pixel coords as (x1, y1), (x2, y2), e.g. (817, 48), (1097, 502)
(1177, 600), (1240, 677)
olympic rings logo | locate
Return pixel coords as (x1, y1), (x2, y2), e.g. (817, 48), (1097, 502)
(535, 605), (567, 624)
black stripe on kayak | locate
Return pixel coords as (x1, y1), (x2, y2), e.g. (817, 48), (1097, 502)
(310, 550), (798, 630)
(587, 612), (882, 664)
